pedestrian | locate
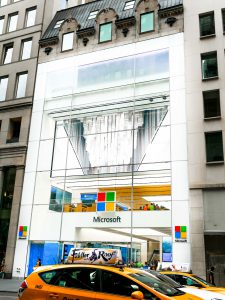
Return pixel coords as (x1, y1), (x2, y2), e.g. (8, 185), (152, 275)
(209, 266), (215, 285)
(35, 258), (41, 267)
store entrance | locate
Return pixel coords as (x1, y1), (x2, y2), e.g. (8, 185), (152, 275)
(205, 234), (225, 286)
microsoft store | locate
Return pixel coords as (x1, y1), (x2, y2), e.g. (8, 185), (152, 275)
(13, 33), (191, 277)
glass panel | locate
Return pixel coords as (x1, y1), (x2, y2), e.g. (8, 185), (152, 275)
(16, 73), (28, 98)
(0, 77), (8, 101)
(8, 13), (18, 32)
(3, 45), (13, 64)
(26, 8), (36, 27)
(205, 131), (224, 162)
(124, 1), (135, 10)
(0, 0), (7, 6)
(0, 17), (4, 34)
(203, 90), (220, 118)
(54, 20), (64, 28)
(201, 52), (218, 79)
(141, 12), (154, 33)
(99, 23), (112, 43)
(199, 13), (215, 36)
(21, 39), (32, 60)
(222, 10), (225, 32)
(62, 32), (74, 51)
(88, 11), (98, 20)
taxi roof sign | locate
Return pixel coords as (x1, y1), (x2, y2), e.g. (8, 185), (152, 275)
(66, 248), (122, 265)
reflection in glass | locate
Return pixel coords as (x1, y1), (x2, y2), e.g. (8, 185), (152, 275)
(26, 7), (36, 27)
(16, 73), (28, 98)
(0, 17), (4, 34)
(0, 77), (8, 101)
(99, 23), (112, 42)
(21, 39), (32, 60)
(62, 32), (74, 51)
(8, 13), (18, 32)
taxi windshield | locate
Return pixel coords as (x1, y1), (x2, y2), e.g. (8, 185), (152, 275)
(192, 275), (214, 287)
(129, 271), (184, 296)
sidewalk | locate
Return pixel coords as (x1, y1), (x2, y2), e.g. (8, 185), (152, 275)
(0, 278), (23, 293)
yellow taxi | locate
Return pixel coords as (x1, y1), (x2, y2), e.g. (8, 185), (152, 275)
(161, 271), (225, 295)
(18, 264), (203, 300)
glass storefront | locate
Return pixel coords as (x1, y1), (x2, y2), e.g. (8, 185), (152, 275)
(29, 47), (172, 266)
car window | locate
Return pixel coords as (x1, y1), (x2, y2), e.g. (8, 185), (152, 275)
(193, 275), (214, 287)
(101, 270), (162, 299)
(174, 275), (196, 286)
(129, 272), (184, 297)
(53, 268), (99, 290)
(101, 270), (141, 297)
(39, 270), (62, 285)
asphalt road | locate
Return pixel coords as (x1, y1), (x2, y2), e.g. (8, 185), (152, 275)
(0, 292), (17, 300)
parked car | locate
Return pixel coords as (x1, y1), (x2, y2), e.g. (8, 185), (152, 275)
(161, 271), (225, 295)
(146, 269), (225, 300)
(18, 263), (203, 300)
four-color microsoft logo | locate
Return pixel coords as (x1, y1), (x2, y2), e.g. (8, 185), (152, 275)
(96, 192), (116, 212)
(18, 226), (28, 239)
(175, 226), (187, 242)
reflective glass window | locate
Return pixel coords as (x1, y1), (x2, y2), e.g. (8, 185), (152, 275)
(54, 20), (64, 29)
(62, 32), (74, 51)
(203, 90), (221, 118)
(223, 10), (225, 32)
(124, 1), (135, 10)
(0, 76), (8, 101)
(25, 7), (36, 27)
(140, 12), (154, 33)
(0, 16), (4, 34)
(0, 0), (7, 6)
(201, 52), (218, 79)
(99, 22), (112, 43)
(16, 72), (28, 98)
(205, 131), (224, 162)
(2, 43), (13, 64)
(199, 12), (215, 37)
(21, 38), (32, 60)
(88, 10), (98, 20)
(8, 13), (18, 32)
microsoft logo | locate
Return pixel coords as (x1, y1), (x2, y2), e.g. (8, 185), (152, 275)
(19, 226), (28, 239)
(175, 226), (187, 239)
(96, 192), (116, 212)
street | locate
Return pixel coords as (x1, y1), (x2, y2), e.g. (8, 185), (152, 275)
(0, 293), (17, 300)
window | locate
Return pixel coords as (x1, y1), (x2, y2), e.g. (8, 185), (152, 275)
(15, 72), (28, 98)
(124, 1), (135, 10)
(88, 10), (98, 20)
(199, 12), (215, 37)
(222, 9), (225, 32)
(0, 0), (7, 6)
(0, 76), (8, 101)
(2, 43), (13, 64)
(0, 16), (4, 34)
(25, 7), (36, 27)
(51, 268), (98, 290)
(54, 19), (64, 29)
(203, 90), (221, 119)
(201, 52), (218, 79)
(102, 271), (140, 296)
(205, 131), (224, 163)
(140, 12), (154, 33)
(62, 32), (74, 51)
(99, 22), (112, 43)
(21, 38), (32, 60)
(8, 12), (18, 32)
(7, 117), (21, 143)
